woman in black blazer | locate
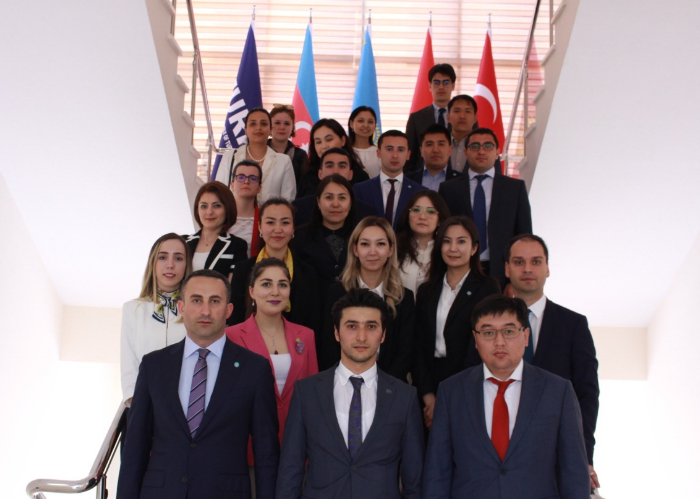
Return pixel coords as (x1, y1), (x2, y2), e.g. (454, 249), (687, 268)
(185, 181), (248, 281)
(414, 216), (500, 428)
(320, 217), (415, 382)
(228, 198), (320, 335)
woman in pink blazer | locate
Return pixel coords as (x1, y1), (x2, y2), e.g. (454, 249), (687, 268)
(225, 258), (318, 462)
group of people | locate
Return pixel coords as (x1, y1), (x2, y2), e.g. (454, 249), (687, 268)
(117, 63), (600, 498)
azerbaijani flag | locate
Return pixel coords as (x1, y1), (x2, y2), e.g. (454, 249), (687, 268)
(291, 25), (320, 152)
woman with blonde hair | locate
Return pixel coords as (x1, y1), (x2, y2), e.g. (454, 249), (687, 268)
(319, 216), (415, 381)
(120, 233), (192, 401)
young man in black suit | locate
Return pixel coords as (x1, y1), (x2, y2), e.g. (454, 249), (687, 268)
(504, 234), (600, 490)
(405, 124), (461, 191)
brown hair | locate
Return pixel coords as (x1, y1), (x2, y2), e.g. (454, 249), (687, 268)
(193, 181), (237, 233)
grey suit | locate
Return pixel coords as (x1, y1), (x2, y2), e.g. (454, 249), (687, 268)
(277, 367), (425, 498)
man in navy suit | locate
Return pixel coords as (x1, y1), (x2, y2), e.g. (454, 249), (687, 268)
(423, 295), (590, 498)
(505, 234), (600, 489)
(438, 127), (532, 286)
(353, 130), (427, 230)
(118, 269), (279, 499)
(405, 63), (456, 172)
(277, 289), (424, 498)
(405, 124), (461, 191)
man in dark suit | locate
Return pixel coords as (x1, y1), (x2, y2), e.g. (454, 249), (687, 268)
(293, 148), (376, 226)
(423, 295), (590, 498)
(405, 124), (461, 191)
(405, 63), (456, 172)
(504, 234), (600, 489)
(118, 269), (279, 499)
(353, 130), (427, 230)
(438, 127), (532, 286)
(277, 289), (424, 498)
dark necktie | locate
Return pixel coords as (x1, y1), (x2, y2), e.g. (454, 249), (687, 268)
(523, 309), (535, 363)
(348, 376), (364, 460)
(384, 178), (397, 225)
(438, 108), (446, 128)
(489, 377), (516, 461)
(187, 348), (210, 438)
(473, 174), (489, 253)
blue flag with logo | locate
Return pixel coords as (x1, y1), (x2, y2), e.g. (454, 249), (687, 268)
(211, 23), (262, 180)
(352, 27), (382, 137)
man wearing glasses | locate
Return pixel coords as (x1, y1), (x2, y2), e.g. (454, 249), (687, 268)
(422, 295), (590, 498)
(405, 63), (456, 172)
(439, 127), (532, 286)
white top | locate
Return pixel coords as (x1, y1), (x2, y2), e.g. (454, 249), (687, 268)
(228, 216), (254, 258)
(178, 334), (226, 415)
(354, 146), (381, 178)
(271, 353), (292, 394)
(483, 360), (524, 438)
(120, 298), (187, 400)
(358, 276), (384, 298)
(528, 294), (547, 351)
(214, 146), (296, 203)
(450, 135), (468, 173)
(192, 252), (208, 271)
(468, 167), (495, 261)
(334, 361), (378, 445)
(400, 240), (433, 295)
(434, 271), (470, 357)
(379, 171), (404, 222)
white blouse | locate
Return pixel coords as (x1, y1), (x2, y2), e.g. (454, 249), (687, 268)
(400, 240), (434, 295)
(192, 252), (208, 271)
(271, 353), (292, 394)
(434, 271), (470, 358)
(229, 216), (254, 258)
(354, 146), (382, 178)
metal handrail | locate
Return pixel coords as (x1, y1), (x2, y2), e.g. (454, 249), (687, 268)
(25, 401), (129, 499)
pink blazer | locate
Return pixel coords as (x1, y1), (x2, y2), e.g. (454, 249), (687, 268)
(225, 315), (318, 461)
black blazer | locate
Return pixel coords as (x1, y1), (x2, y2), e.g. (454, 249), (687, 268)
(319, 283), (415, 382)
(405, 104), (451, 172)
(404, 165), (462, 186)
(185, 231), (248, 279)
(533, 299), (599, 464)
(227, 254), (321, 336)
(438, 174), (532, 287)
(117, 338), (279, 499)
(292, 195), (378, 228)
(414, 271), (500, 397)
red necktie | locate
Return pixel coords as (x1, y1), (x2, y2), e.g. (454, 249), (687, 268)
(489, 377), (516, 461)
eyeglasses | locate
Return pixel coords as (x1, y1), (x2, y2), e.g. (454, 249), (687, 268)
(467, 142), (497, 152)
(473, 327), (525, 340)
(272, 103), (294, 111)
(431, 79), (453, 87)
(234, 174), (260, 183)
(409, 206), (438, 216)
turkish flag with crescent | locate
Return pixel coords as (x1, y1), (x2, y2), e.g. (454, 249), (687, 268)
(474, 25), (505, 155)
(410, 28), (435, 114)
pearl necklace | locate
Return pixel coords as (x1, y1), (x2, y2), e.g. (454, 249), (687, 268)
(246, 145), (267, 163)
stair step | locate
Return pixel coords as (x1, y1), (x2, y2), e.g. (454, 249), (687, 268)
(181, 110), (195, 128)
(516, 156), (529, 172)
(525, 122), (537, 139)
(533, 85), (546, 104)
(167, 34), (182, 57)
(189, 145), (202, 159)
(175, 74), (190, 93)
(542, 43), (556, 66)
(552, 0), (567, 25)
(159, 0), (176, 16)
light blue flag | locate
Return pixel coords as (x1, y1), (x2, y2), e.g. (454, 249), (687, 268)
(352, 27), (382, 137)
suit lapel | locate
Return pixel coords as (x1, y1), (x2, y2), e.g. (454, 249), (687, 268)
(369, 177), (386, 216)
(164, 341), (191, 436)
(532, 299), (554, 365)
(489, 174), (504, 222)
(282, 319), (304, 399)
(464, 367), (501, 463)
(354, 370), (396, 462)
(205, 235), (231, 270)
(316, 368), (351, 461)
(424, 284), (441, 349)
(505, 363), (545, 462)
(461, 175), (474, 217)
(444, 272), (480, 330)
(396, 180), (416, 223)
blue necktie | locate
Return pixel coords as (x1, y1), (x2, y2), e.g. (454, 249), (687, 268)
(523, 309), (535, 363)
(348, 376), (364, 460)
(473, 174), (489, 253)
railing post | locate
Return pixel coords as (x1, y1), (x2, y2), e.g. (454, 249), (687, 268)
(190, 51), (198, 145)
(171, 0), (178, 35)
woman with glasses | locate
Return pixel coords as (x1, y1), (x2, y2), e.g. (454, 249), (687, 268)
(395, 191), (451, 295)
(214, 107), (296, 202)
(348, 106), (381, 178)
(229, 160), (263, 258)
(268, 104), (308, 184)
(228, 198), (320, 336)
(413, 216), (500, 428)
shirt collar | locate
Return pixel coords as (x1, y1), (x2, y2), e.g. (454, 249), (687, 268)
(528, 294), (547, 319)
(379, 171), (403, 184)
(442, 270), (470, 292)
(468, 167), (495, 180)
(483, 359), (524, 383)
(358, 276), (384, 298)
(337, 360), (378, 388)
(184, 333), (226, 360)
(451, 135), (467, 148)
(423, 166), (448, 179)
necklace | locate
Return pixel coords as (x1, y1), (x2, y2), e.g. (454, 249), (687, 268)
(259, 323), (284, 355)
(246, 145), (267, 163)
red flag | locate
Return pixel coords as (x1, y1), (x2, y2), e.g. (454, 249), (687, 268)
(410, 28), (435, 114)
(474, 23), (505, 154)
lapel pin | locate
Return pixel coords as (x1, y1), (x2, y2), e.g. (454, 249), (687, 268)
(467, 291), (472, 296)
(234, 362), (240, 368)
(386, 389), (392, 394)
(295, 338), (305, 354)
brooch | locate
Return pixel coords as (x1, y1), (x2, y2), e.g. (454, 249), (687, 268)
(295, 338), (305, 354)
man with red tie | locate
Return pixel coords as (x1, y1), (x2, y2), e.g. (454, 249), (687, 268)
(422, 295), (590, 499)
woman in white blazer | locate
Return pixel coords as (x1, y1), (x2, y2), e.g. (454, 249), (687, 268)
(214, 107), (296, 202)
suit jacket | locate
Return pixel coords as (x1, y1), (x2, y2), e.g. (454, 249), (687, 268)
(438, 174), (532, 286)
(405, 165), (462, 188)
(117, 338), (279, 499)
(405, 105), (451, 172)
(352, 176), (428, 230)
(292, 195), (377, 228)
(533, 299), (599, 464)
(226, 316), (318, 462)
(422, 363), (590, 499)
(185, 231), (248, 279)
(320, 283), (415, 382)
(290, 225), (348, 301)
(277, 367), (425, 499)
(228, 254), (321, 335)
(414, 272), (501, 397)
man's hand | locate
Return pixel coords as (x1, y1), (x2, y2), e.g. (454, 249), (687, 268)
(423, 393), (436, 428)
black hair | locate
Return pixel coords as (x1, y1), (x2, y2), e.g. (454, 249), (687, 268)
(331, 288), (391, 331)
(419, 124), (451, 146)
(471, 295), (529, 331)
(181, 269), (231, 302)
(504, 234), (549, 263)
(428, 63), (457, 83)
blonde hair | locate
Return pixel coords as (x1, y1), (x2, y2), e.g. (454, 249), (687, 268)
(138, 233), (193, 302)
(340, 217), (404, 315)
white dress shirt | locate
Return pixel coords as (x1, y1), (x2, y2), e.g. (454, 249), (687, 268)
(334, 361), (378, 445)
(178, 334), (226, 416)
(379, 171), (404, 220)
(399, 240), (433, 295)
(228, 216), (254, 258)
(483, 360), (524, 438)
(434, 271), (470, 357)
(468, 167), (495, 261)
(527, 294), (547, 351)
(450, 135), (468, 173)
(358, 276), (384, 298)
